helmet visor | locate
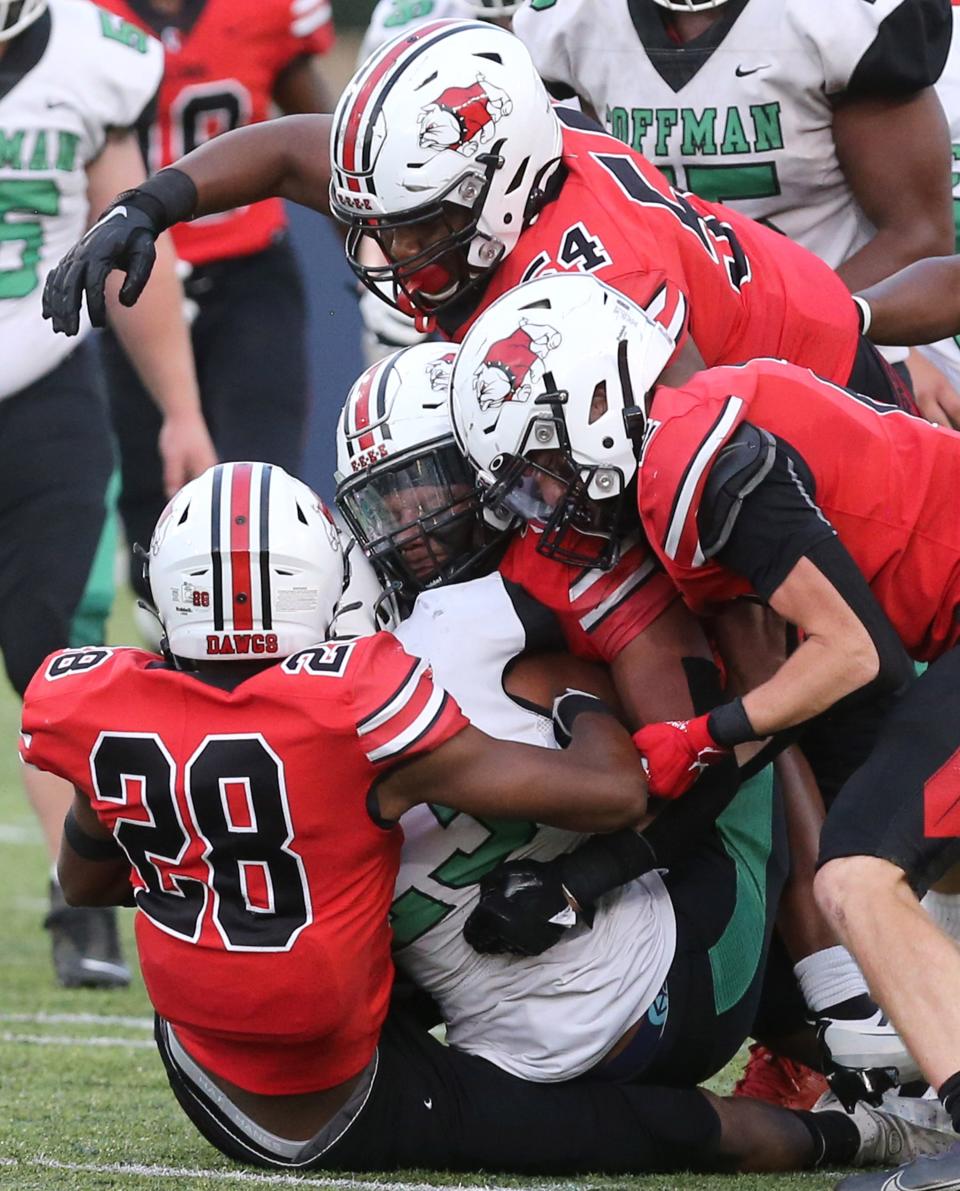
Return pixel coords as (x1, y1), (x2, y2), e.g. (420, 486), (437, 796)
(338, 445), (487, 590)
(486, 450), (625, 568)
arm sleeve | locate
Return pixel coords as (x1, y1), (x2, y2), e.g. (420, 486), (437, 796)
(817, 0), (951, 99)
(705, 434), (915, 699)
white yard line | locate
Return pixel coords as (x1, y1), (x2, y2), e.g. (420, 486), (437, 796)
(0, 1011), (153, 1028)
(0, 1156), (579, 1191)
(0, 1031), (154, 1049)
(0, 822), (40, 844)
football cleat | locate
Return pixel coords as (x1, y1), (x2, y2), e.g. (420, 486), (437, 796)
(835, 1142), (960, 1190)
(820, 1009), (923, 1086)
(734, 1042), (829, 1109)
(815, 1090), (957, 1170)
(44, 881), (130, 989)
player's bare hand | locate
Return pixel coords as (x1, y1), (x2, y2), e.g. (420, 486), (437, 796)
(906, 348), (960, 430)
(42, 200), (161, 336)
(159, 411), (218, 497)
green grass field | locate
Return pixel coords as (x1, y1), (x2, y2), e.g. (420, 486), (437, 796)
(0, 590), (840, 1191)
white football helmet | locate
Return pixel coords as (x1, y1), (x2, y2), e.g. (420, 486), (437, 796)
(335, 343), (509, 599)
(0, 0), (46, 40)
(329, 533), (400, 637)
(330, 19), (563, 319)
(148, 462), (345, 663)
(450, 273), (677, 568)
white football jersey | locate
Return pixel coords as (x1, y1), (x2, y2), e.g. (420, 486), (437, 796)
(359, 0), (482, 63)
(0, 0), (163, 396)
(514, 0), (948, 272)
(392, 572), (676, 1082)
(918, 4), (960, 392)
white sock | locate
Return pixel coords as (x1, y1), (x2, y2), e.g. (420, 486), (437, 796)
(922, 890), (960, 944)
(794, 945), (870, 1015)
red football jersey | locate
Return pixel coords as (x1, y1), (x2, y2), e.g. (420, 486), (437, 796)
(499, 525), (678, 663)
(101, 0), (334, 264)
(450, 113), (859, 386)
(21, 637), (466, 1094)
(637, 359), (960, 661)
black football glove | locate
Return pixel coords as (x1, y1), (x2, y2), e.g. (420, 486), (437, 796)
(43, 168), (197, 336)
(463, 856), (594, 957)
(42, 196), (160, 335)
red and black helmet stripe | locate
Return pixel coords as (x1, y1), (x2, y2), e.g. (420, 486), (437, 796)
(229, 462), (254, 631)
(345, 355), (396, 460)
(335, 20), (473, 194)
(258, 464), (273, 631)
(210, 464), (225, 631)
(209, 462), (275, 634)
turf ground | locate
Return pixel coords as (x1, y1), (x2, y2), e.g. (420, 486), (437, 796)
(0, 590), (841, 1191)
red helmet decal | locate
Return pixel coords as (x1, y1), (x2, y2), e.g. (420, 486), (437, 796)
(473, 321), (561, 412)
(418, 75), (513, 157)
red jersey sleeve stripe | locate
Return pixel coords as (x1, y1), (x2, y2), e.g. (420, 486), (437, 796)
(568, 533), (643, 603)
(663, 395), (743, 565)
(578, 555), (658, 633)
(364, 683), (457, 764)
(356, 657), (427, 735)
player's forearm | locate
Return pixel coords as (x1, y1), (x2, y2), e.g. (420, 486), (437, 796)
(834, 220), (952, 295)
(106, 233), (203, 424)
(175, 114), (333, 217)
(741, 631), (878, 737)
(858, 256), (960, 346)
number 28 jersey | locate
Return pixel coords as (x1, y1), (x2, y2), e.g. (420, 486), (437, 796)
(0, 0), (163, 397)
(100, 0), (334, 265)
(20, 637), (466, 1094)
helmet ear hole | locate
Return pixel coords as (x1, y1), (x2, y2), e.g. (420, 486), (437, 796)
(505, 157), (530, 196)
(588, 382), (608, 425)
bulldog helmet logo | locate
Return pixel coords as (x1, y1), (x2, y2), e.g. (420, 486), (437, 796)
(417, 75), (513, 157)
(427, 351), (457, 393)
(473, 321), (561, 413)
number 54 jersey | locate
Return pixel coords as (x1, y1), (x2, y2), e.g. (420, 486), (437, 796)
(20, 635), (467, 1095)
(444, 111), (862, 389)
(0, 0), (163, 397)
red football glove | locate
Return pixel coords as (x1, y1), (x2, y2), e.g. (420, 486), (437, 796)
(632, 715), (731, 800)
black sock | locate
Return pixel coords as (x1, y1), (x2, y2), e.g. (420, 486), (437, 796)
(939, 1070), (960, 1132)
(792, 1109), (861, 1167)
(818, 993), (877, 1021)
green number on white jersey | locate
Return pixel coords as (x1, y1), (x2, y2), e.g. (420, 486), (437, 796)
(0, 179), (59, 299)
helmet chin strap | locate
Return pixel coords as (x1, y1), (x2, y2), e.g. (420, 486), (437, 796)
(622, 404), (648, 458)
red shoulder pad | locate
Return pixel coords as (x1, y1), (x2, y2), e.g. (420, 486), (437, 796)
(639, 383), (749, 572)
